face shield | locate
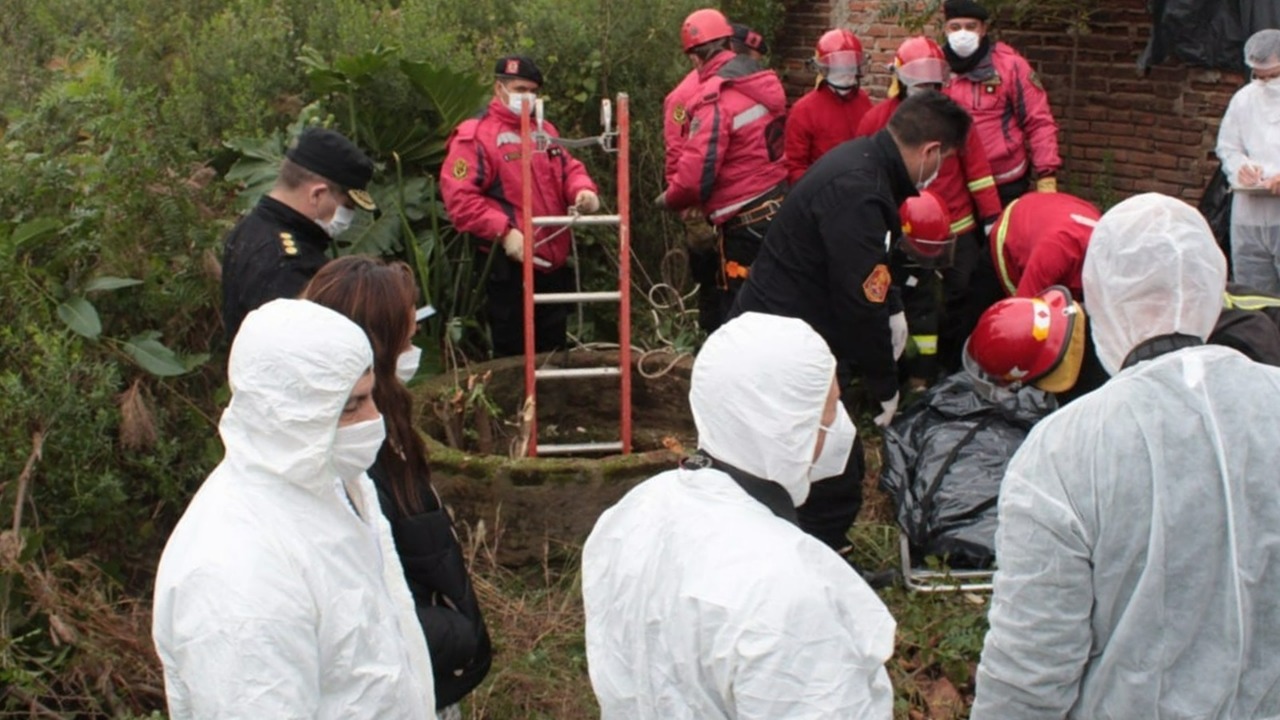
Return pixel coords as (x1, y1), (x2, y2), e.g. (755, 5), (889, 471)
(901, 233), (956, 268)
(897, 57), (949, 88)
(818, 50), (864, 88)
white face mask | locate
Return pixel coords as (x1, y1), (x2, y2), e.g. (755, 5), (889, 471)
(1255, 75), (1280, 95)
(809, 404), (857, 483)
(320, 204), (355, 238)
(916, 145), (942, 190)
(506, 91), (537, 117)
(948, 29), (982, 58)
(331, 415), (386, 483)
(396, 345), (423, 384)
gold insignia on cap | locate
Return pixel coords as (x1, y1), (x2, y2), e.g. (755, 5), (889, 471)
(348, 188), (376, 211)
(452, 158), (468, 180)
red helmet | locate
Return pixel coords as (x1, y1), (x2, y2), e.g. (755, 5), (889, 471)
(893, 37), (948, 89)
(965, 286), (1087, 393)
(682, 9), (734, 52)
(899, 191), (955, 268)
(814, 29), (864, 75)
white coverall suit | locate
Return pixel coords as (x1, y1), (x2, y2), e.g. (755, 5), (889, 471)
(152, 299), (436, 719)
(582, 312), (896, 720)
(971, 193), (1280, 719)
(1216, 30), (1280, 292)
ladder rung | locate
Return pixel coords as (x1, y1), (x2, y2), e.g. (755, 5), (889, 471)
(535, 367), (621, 380)
(537, 441), (624, 455)
(532, 215), (621, 227)
(533, 291), (621, 304)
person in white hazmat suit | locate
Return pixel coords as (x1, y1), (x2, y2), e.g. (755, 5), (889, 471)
(581, 312), (896, 720)
(970, 193), (1280, 719)
(152, 299), (437, 719)
(1217, 28), (1280, 293)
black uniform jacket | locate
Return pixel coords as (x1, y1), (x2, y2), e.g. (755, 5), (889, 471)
(729, 130), (914, 402)
(368, 461), (493, 709)
(221, 196), (331, 341)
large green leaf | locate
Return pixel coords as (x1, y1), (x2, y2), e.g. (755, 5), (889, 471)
(122, 334), (189, 376)
(57, 296), (102, 339)
(224, 104), (326, 210)
(9, 218), (61, 250)
(333, 45), (397, 81)
(301, 45), (398, 97)
(400, 60), (489, 135)
(84, 276), (142, 292)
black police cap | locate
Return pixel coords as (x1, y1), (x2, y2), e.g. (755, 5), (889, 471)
(494, 55), (544, 87)
(285, 128), (376, 210)
(731, 23), (769, 55)
(944, 0), (990, 21)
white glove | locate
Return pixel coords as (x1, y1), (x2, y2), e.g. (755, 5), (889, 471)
(501, 228), (524, 261)
(889, 311), (908, 361)
(653, 191), (668, 209)
(574, 189), (600, 213)
(873, 391), (900, 429)
(983, 221), (996, 239)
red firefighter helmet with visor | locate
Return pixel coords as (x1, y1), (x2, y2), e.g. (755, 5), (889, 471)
(899, 191), (956, 268)
(964, 286), (1087, 394)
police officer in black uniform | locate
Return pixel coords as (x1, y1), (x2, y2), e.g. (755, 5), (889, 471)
(221, 128), (376, 341)
(728, 91), (972, 563)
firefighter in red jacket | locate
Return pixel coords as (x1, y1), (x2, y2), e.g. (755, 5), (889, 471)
(657, 8), (788, 332)
(941, 0), (1061, 205)
(784, 29), (874, 184)
(440, 55), (600, 357)
(857, 36), (1003, 379)
(664, 22), (770, 186)
(991, 191), (1101, 299)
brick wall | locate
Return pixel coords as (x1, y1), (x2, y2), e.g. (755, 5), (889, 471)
(772, 0), (1248, 205)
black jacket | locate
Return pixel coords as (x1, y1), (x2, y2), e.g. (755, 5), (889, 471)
(1210, 283), (1280, 367)
(220, 196), (332, 341)
(368, 462), (492, 709)
(729, 131), (913, 402)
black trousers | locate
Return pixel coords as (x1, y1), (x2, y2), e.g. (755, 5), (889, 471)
(997, 173), (1032, 207)
(797, 379), (867, 551)
(483, 250), (571, 358)
(890, 250), (942, 381)
(689, 246), (723, 334)
(938, 228), (1005, 373)
(691, 215), (774, 335)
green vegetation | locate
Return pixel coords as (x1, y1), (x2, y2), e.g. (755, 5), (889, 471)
(1, 0), (982, 717)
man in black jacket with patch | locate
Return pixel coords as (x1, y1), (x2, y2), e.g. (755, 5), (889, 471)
(729, 90), (972, 556)
(221, 128), (376, 341)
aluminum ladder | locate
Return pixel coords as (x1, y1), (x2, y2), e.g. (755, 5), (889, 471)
(516, 94), (632, 457)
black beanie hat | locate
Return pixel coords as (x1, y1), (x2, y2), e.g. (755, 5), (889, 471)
(943, 0), (990, 21)
(494, 55), (544, 87)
